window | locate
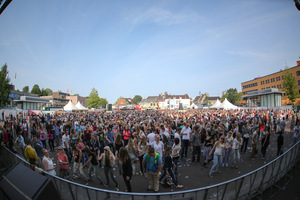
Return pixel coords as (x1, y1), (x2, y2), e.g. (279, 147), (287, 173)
(278, 76), (281, 81)
(282, 76), (284, 80)
(297, 71), (300, 76)
(298, 80), (300, 85)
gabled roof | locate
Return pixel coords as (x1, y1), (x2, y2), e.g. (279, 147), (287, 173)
(165, 94), (190, 99)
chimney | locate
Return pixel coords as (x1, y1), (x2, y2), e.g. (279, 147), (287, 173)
(297, 60), (300, 66)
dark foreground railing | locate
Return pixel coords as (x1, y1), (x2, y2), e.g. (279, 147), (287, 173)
(1, 141), (299, 200)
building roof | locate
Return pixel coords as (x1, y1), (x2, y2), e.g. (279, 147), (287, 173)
(241, 64), (300, 84)
(165, 94), (190, 99)
(207, 96), (220, 101)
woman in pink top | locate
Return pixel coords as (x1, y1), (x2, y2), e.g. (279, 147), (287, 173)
(56, 146), (69, 179)
(39, 124), (47, 149)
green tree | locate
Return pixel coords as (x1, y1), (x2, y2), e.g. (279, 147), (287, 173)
(0, 64), (11, 108)
(87, 88), (101, 109)
(99, 98), (108, 108)
(282, 67), (298, 105)
(31, 84), (41, 95)
(41, 88), (52, 96)
(133, 95), (142, 104)
(22, 86), (29, 93)
(221, 88), (242, 104)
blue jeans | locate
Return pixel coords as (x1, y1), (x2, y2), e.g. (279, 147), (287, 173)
(209, 154), (222, 175)
(159, 167), (178, 186)
(173, 157), (179, 174)
(222, 148), (232, 165)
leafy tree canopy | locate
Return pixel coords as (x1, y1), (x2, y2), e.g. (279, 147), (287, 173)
(31, 84), (41, 95)
(0, 63), (11, 108)
(99, 98), (108, 108)
(87, 88), (101, 109)
(22, 86), (29, 93)
(133, 95), (142, 104)
(221, 88), (242, 104)
(41, 88), (53, 96)
(282, 67), (298, 105)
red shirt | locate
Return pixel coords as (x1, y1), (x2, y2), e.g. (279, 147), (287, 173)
(57, 153), (68, 170)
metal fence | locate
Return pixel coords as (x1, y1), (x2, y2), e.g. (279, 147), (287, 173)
(1, 141), (300, 200)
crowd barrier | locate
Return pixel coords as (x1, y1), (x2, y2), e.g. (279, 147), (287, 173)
(1, 141), (299, 200)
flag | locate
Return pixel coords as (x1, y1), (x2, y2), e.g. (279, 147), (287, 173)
(71, 89), (72, 93)
(15, 73), (16, 79)
(67, 89), (69, 93)
(128, 98), (132, 103)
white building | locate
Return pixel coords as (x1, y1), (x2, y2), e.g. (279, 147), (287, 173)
(164, 94), (190, 110)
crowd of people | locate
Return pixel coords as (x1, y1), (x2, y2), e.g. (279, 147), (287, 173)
(0, 108), (299, 192)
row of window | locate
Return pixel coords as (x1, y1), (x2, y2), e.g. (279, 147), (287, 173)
(242, 83), (258, 89)
(261, 76), (283, 85)
(261, 85), (282, 90)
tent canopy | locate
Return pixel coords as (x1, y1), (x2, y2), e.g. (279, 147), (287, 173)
(218, 98), (239, 110)
(75, 102), (88, 110)
(210, 99), (221, 108)
(63, 101), (79, 111)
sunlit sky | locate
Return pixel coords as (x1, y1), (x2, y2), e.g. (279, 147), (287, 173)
(1, 0), (300, 103)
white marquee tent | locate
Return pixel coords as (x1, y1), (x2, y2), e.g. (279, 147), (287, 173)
(218, 98), (239, 110)
(210, 99), (221, 109)
(63, 101), (79, 111)
(75, 102), (88, 110)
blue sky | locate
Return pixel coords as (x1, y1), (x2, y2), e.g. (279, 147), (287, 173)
(1, 0), (300, 103)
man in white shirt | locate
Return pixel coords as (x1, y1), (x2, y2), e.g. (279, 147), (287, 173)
(62, 130), (71, 161)
(147, 128), (156, 144)
(181, 122), (191, 157)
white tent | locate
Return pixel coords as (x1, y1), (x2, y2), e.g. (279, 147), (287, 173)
(210, 99), (221, 109)
(75, 102), (88, 110)
(218, 98), (239, 110)
(63, 101), (79, 111)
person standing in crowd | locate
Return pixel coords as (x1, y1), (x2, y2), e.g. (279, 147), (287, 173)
(181, 122), (191, 158)
(241, 123), (250, 153)
(123, 125), (131, 147)
(42, 148), (56, 176)
(143, 146), (163, 192)
(105, 127), (115, 152)
(62, 130), (72, 162)
(209, 136), (225, 177)
(222, 131), (233, 167)
(47, 122), (55, 152)
(232, 132), (242, 169)
(159, 147), (183, 189)
(151, 134), (164, 158)
(171, 138), (181, 175)
(280, 117), (286, 134)
(114, 133), (124, 155)
(147, 128), (156, 144)
(39, 124), (47, 149)
(72, 145), (87, 181)
(126, 139), (139, 175)
(24, 138), (38, 169)
(119, 147), (133, 192)
(202, 131), (213, 167)
(191, 125), (201, 163)
(291, 121), (300, 146)
(138, 135), (148, 176)
(98, 146), (119, 190)
(15, 132), (25, 156)
(82, 146), (104, 185)
(54, 122), (61, 147)
(261, 126), (270, 159)
(56, 146), (69, 179)
(32, 135), (44, 167)
(251, 127), (259, 158)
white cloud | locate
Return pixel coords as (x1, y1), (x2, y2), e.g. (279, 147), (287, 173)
(126, 7), (199, 25)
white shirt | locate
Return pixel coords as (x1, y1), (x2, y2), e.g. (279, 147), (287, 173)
(43, 156), (56, 176)
(62, 134), (70, 148)
(181, 126), (191, 140)
(151, 141), (164, 156)
(147, 132), (156, 144)
(174, 132), (181, 145)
